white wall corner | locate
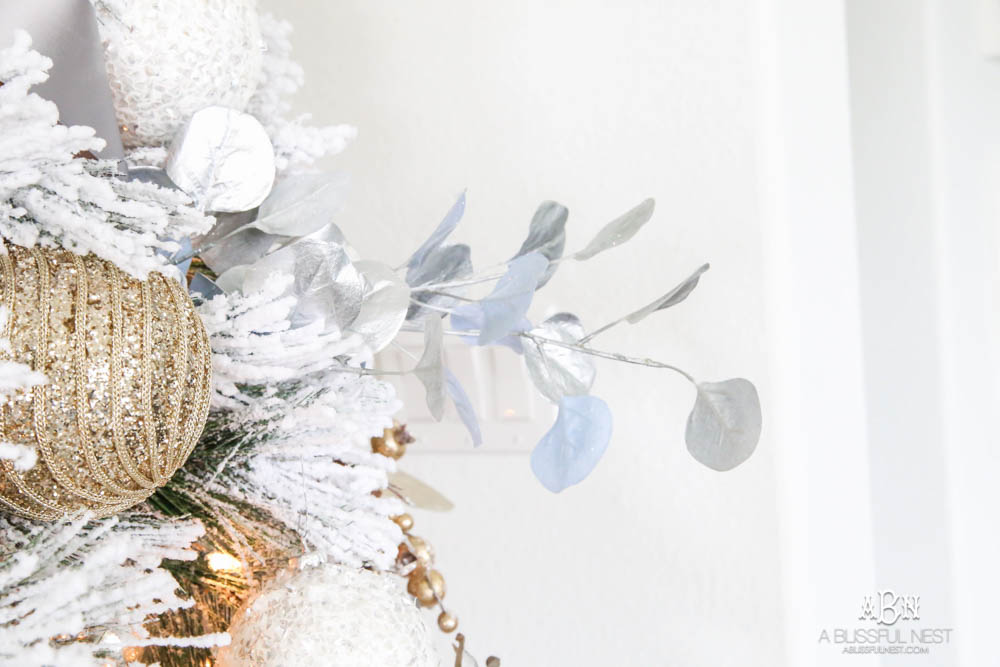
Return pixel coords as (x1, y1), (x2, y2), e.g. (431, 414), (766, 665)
(757, 1), (878, 665)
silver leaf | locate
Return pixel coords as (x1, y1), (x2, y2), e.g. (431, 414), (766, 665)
(406, 244), (473, 320)
(625, 263), (710, 324)
(193, 208), (259, 248)
(200, 226), (280, 276)
(685, 378), (762, 471)
(214, 264), (250, 294)
(573, 198), (655, 260)
(251, 172), (349, 237)
(236, 238), (364, 334)
(523, 313), (596, 402)
(166, 106), (275, 213)
(513, 201), (567, 288)
(414, 317), (446, 421)
(349, 260), (410, 354)
(406, 243), (472, 287)
(406, 191), (466, 271)
(304, 222), (350, 247)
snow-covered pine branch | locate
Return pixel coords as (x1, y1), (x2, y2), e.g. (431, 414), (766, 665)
(197, 275), (377, 417)
(0, 31), (213, 280)
(0, 513), (220, 666)
(189, 281), (404, 569)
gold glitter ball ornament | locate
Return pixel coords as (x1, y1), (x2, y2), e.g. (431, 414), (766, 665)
(0, 245), (212, 520)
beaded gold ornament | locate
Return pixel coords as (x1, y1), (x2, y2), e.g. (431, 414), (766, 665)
(0, 244), (212, 520)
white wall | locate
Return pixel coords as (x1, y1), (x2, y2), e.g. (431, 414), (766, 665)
(758, 1), (878, 664)
(845, 3), (957, 664)
(921, 1), (1000, 663)
(844, 2), (1000, 665)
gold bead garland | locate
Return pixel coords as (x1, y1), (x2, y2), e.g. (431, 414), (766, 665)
(0, 244), (212, 520)
(372, 422), (470, 641)
(437, 610), (458, 633)
(375, 425), (503, 663)
(372, 422), (413, 459)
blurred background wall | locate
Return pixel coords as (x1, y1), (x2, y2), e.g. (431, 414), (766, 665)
(260, 1), (1000, 665)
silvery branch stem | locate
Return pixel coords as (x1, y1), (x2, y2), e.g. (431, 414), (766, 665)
(412, 272), (507, 292)
(517, 331), (697, 384)
(398, 323), (697, 384)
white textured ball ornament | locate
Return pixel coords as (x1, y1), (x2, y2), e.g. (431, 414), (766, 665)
(216, 563), (440, 667)
(93, 0), (264, 148)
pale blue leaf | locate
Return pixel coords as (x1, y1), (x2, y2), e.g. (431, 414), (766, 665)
(406, 191), (466, 271)
(513, 201), (567, 288)
(446, 369), (482, 446)
(449, 252), (548, 345)
(685, 378), (761, 471)
(449, 310), (529, 354)
(531, 395), (613, 493)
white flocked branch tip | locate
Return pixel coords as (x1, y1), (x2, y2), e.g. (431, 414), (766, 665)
(0, 512), (220, 663)
(0, 32), (214, 279)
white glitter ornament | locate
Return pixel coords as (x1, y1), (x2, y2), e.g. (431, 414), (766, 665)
(93, 0), (264, 148)
(217, 562), (440, 667)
